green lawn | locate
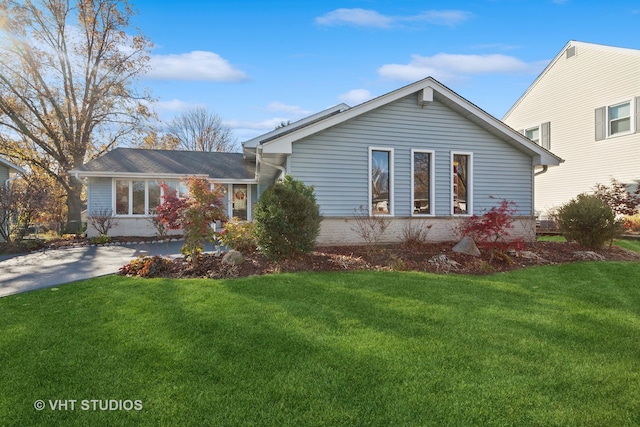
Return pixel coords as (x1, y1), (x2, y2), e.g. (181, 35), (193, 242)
(539, 235), (640, 253)
(2, 263), (640, 426)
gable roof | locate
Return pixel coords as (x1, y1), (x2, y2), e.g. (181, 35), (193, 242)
(71, 148), (255, 182)
(0, 157), (26, 175)
(503, 40), (640, 121)
(252, 77), (562, 167)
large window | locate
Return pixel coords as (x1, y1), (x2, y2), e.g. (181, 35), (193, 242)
(412, 150), (433, 215)
(115, 179), (174, 216)
(370, 148), (393, 215)
(452, 153), (471, 215)
(609, 102), (631, 136)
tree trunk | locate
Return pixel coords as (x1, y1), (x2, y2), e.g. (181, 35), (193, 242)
(65, 177), (84, 234)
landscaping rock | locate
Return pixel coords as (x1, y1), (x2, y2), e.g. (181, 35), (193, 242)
(574, 251), (605, 261)
(222, 250), (245, 266)
(452, 236), (481, 257)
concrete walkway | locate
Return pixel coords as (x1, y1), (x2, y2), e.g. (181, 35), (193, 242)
(0, 241), (211, 298)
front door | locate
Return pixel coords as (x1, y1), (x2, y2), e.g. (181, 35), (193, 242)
(232, 184), (248, 220)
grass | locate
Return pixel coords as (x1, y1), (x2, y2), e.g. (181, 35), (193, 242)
(539, 235), (640, 252)
(2, 263), (640, 426)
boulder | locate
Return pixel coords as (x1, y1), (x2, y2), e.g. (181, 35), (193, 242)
(452, 236), (481, 257)
(222, 250), (245, 266)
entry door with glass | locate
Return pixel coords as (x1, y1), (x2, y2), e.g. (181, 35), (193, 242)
(232, 184), (248, 220)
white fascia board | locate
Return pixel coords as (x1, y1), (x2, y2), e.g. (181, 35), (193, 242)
(262, 79), (440, 154)
(242, 103), (351, 149)
(0, 157), (26, 174)
(70, 170), (258, 184)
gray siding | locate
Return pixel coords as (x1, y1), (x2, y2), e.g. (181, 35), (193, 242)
(88, 177), (112, 214)
(0, 165), (8, 184)
(291, 94), (534, 217)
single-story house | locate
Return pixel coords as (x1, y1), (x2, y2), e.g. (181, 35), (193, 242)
(72, 77), (563, 245)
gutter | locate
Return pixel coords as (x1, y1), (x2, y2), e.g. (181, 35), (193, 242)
(256, 145), (287, 181)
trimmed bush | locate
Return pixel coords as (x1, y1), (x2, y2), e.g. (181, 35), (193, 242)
(556, 194), (624, 249)
(218, 218), (256, 253)
(253, 176), (321, 261)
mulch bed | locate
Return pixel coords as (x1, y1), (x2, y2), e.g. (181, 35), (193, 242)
(127, 241), (640, 279)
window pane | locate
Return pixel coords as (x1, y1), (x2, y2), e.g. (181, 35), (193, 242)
(611, 118), (631, 134)
(453, 154), (469, 215)
(610, 103), (630, 120)
(413, 152), (430, 214)
(115, 180), (129, 215)
(132, 181), (146, 215)
(371, 150), (390, 214)
(525, 127), (540, 143)
(148, 181), (161, 213)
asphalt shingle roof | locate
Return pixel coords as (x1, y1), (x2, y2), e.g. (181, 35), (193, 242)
(75, 148), (255, 180)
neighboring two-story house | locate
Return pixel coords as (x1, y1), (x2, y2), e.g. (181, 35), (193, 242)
(0, 156), (26, 241)
(503, 41), (640, 217)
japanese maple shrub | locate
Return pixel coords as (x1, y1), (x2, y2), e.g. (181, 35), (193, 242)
(253, 175), (321, 261)
(155, 177), (226, 262)
(458, 199), (525, 263)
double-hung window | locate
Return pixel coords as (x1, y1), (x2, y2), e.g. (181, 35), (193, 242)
(525, 127), (540, 144)
(369, 148), (393, 215)
(609, 102), (631, 136)
(411, 150), (434, 215)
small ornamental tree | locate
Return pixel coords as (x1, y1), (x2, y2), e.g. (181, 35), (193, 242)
(556, 193), (624, 249)
(155, 177), (226, 262)
(253, 175), (321, 261)
(458, 199), (525, 263)
(592, 178), (640, 221)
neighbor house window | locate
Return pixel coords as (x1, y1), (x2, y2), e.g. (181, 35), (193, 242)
(609, 102), (631, 136)
(452, 153), (472, 215)
(369, 148), (393, 215)
(525, 127), (540, 144)
(412, 150), (433, 215)
(114, 179), (167, 216)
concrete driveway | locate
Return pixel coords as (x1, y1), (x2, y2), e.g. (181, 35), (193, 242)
(0, 241), (205, 298)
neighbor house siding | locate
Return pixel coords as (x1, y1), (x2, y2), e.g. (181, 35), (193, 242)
(0, 165), (8, 184)
(291, 94), (534, 218)
(504, 42), (640, 214)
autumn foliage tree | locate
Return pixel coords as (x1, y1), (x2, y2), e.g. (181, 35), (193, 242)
(155, 177), (226, 263)
(0, 0), (153, 232)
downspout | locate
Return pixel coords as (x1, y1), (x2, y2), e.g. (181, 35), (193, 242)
(534, 165), (548, 176)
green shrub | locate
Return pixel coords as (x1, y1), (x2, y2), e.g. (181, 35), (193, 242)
(218, 219), (256, 253)
(556, 194), (624, 249)
(91, 234), (111, 245)
(253, 176), (321, 261)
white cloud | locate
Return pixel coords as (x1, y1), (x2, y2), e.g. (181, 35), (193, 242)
(378, 53), (546, 82)
(338, 89), (373, 105)
(152, 99), (205, 113)
(315, 8), (471, 28)
(266, 102), (312, 116)
(146, 51), (248, 82)
(316, 9), (394, 28)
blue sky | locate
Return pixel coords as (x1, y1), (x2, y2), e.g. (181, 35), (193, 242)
(130, 0), (640, 143)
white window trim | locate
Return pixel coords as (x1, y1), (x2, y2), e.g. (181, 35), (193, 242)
(411, 149), (435, 216)
(368, 147), (394, 216)
(451, 152), (473, 216)
(607, 99), (634, 138)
